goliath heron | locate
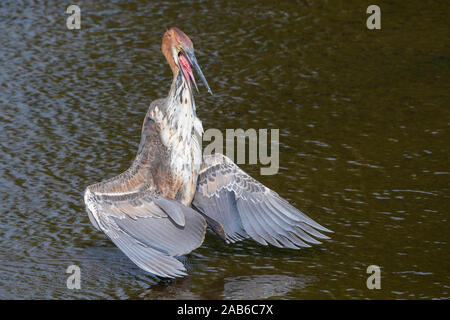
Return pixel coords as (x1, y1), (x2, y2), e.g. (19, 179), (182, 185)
(84, 27), (331, 278)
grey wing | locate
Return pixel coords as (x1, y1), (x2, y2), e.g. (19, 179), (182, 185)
(84, 188), (206, 278)
(192, 153), (332, 248)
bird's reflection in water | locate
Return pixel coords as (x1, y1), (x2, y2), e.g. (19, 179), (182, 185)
(78, 243), (316, 299)
(223, 274), (313, 299)
(144, 274), (315, 300)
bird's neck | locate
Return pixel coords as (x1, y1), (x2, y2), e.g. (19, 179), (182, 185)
(165, 71), (203, 142)
(156, 71), (203, 201)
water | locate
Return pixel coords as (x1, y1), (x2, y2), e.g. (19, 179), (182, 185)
(0, 0), (448, 299)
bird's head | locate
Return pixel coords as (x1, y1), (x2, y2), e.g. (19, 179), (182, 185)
(162, 27), (212, 95)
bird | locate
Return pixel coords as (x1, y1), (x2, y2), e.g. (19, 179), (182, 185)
(84, 27), (332, 278)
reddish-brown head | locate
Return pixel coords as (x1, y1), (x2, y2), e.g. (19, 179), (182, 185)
(161, 27), (212, 94)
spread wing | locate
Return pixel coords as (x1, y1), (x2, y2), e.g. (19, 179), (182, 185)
(84, 188), (206, 278)
(192, 153), (332, 248)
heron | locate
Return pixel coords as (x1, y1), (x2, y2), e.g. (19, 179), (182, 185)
(84, 27), (332, 278)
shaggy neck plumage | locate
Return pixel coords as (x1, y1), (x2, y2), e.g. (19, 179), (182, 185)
(156, 71), (203, 184)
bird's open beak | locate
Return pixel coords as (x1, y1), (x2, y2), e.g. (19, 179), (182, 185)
(178, 48), (213, 95)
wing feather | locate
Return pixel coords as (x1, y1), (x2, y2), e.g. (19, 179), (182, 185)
(193, 153), (332, 248)
(85, 188), (206, 278)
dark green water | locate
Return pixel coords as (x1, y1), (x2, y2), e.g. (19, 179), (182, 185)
(0, 0), (448, 299)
